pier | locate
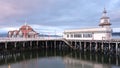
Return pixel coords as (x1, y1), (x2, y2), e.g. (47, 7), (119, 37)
(0, 37), (120, 55)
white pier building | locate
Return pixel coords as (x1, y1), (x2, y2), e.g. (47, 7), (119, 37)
(63, 8), (112, 40)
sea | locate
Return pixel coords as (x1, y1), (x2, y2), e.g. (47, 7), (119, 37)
(0, 33), (120, 68)
(0, 50), (119, 68)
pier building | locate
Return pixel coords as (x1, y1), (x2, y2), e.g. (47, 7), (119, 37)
(63, 8), (112, 40)
(8, 23), (39, 38)
(0, 8), (119, 54)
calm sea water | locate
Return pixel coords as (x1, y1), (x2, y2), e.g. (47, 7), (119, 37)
(0, 50), (119, 68)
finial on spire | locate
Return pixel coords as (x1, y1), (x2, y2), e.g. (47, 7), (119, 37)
(103, 8), (107, 13)
(102, 8), (107, 17)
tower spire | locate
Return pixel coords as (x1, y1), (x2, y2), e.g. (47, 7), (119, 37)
(99, 8), (111, 27)
(102, 8), (107, 17)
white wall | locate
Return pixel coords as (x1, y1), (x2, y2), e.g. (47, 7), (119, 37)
(64, 37), (93, 40)
(63, 32), (111, 40)
(93, 33), (106, 40)
(63, 33), (93, 40)
(63, 27), (112, 40)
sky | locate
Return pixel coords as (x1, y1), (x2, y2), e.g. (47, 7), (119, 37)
(0, 0), (120, 35)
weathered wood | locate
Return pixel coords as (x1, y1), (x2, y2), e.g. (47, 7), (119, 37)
(0, 38), (120, 52)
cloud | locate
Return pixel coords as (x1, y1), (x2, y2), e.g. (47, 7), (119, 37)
(0, 0), (120, 34)
(31, 24), (63, 35)
(0, 24), (63, 35)
(110, 10), (120, 21)
(0, 0), (57, 27)
(0, 27), (19, 33)
(0, 1), (25, 20)
(108, 0), (120, 9)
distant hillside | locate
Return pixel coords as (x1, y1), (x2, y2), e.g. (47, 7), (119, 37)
(0, 33), (7, 37)
(112, 32), (120, 36)
(0, 32), (120, 37)
(39, 34), (62, 37)
(0, 33), (61, 37)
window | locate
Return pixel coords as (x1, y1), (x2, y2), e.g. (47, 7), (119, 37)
(71, 34), (73, 38)
(83, 33), (92, 38)
(67, 34), (69, 38)
(74, 33), (82, 38)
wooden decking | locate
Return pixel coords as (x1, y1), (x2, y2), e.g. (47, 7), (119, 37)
(0, 37), (120, 43)
(0, 37), (63, 43)
(0, 37), (120, 53)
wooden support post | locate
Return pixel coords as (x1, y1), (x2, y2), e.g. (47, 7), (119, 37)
(95, 42), (97, 52)
(102, 41), (104, 52)
(54, 41), (56, 48)
(84, 42), (86, 51)
(90, 42), (91, 51)
(46, 41), (47, 49)
(59, 42), (61, 50)
(79, 41), (81, 50)
(75, 41), (76, 49)
(36, 41), (38, 48)
(70, 41), (72, 45)
(5, 42), (7, 49)
(108, 41), (110, 51)
(70, 41), (72, 51)
(54, 41), (57, 49)
(23, 42), (25, 48)
(14, 42), (17, 48)
(50, 42), (52, 50)
(116, 42), (118, 54)
(60, 42), (62, 50)
(30, 41), (32, 47)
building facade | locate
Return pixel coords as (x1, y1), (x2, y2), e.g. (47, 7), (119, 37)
(8, 24), (39, 38)
(63, 8), (112, 40)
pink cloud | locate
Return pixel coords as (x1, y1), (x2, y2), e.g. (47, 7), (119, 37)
(0, 0), (56, 22)
(110, 10), (120, 21)
(0, 1), (26, 20)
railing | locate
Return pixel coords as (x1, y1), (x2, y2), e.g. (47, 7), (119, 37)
(0, 37), (63, 42)
(0, 37), (120, 43)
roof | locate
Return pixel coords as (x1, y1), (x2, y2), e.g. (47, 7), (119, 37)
(19, 24), (35, 33)
(99, 23), (111, 26)
(20, 25), (33, 31)
(64, 27), (112, 33)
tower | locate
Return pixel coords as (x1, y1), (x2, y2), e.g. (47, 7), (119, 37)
(99, 8), (111, 28)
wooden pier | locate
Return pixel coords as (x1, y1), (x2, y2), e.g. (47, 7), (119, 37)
(67, 39), (120, 54)
(0, 37), (120, 55)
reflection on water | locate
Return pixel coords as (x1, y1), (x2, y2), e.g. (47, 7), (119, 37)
(0, 50), (119, 68)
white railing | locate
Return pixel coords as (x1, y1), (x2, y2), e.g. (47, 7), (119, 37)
(0, 37), (63, 42)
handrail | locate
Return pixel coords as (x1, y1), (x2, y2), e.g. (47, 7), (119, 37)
(62, 38), (76, 50)
(0, 37), (62, 42)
